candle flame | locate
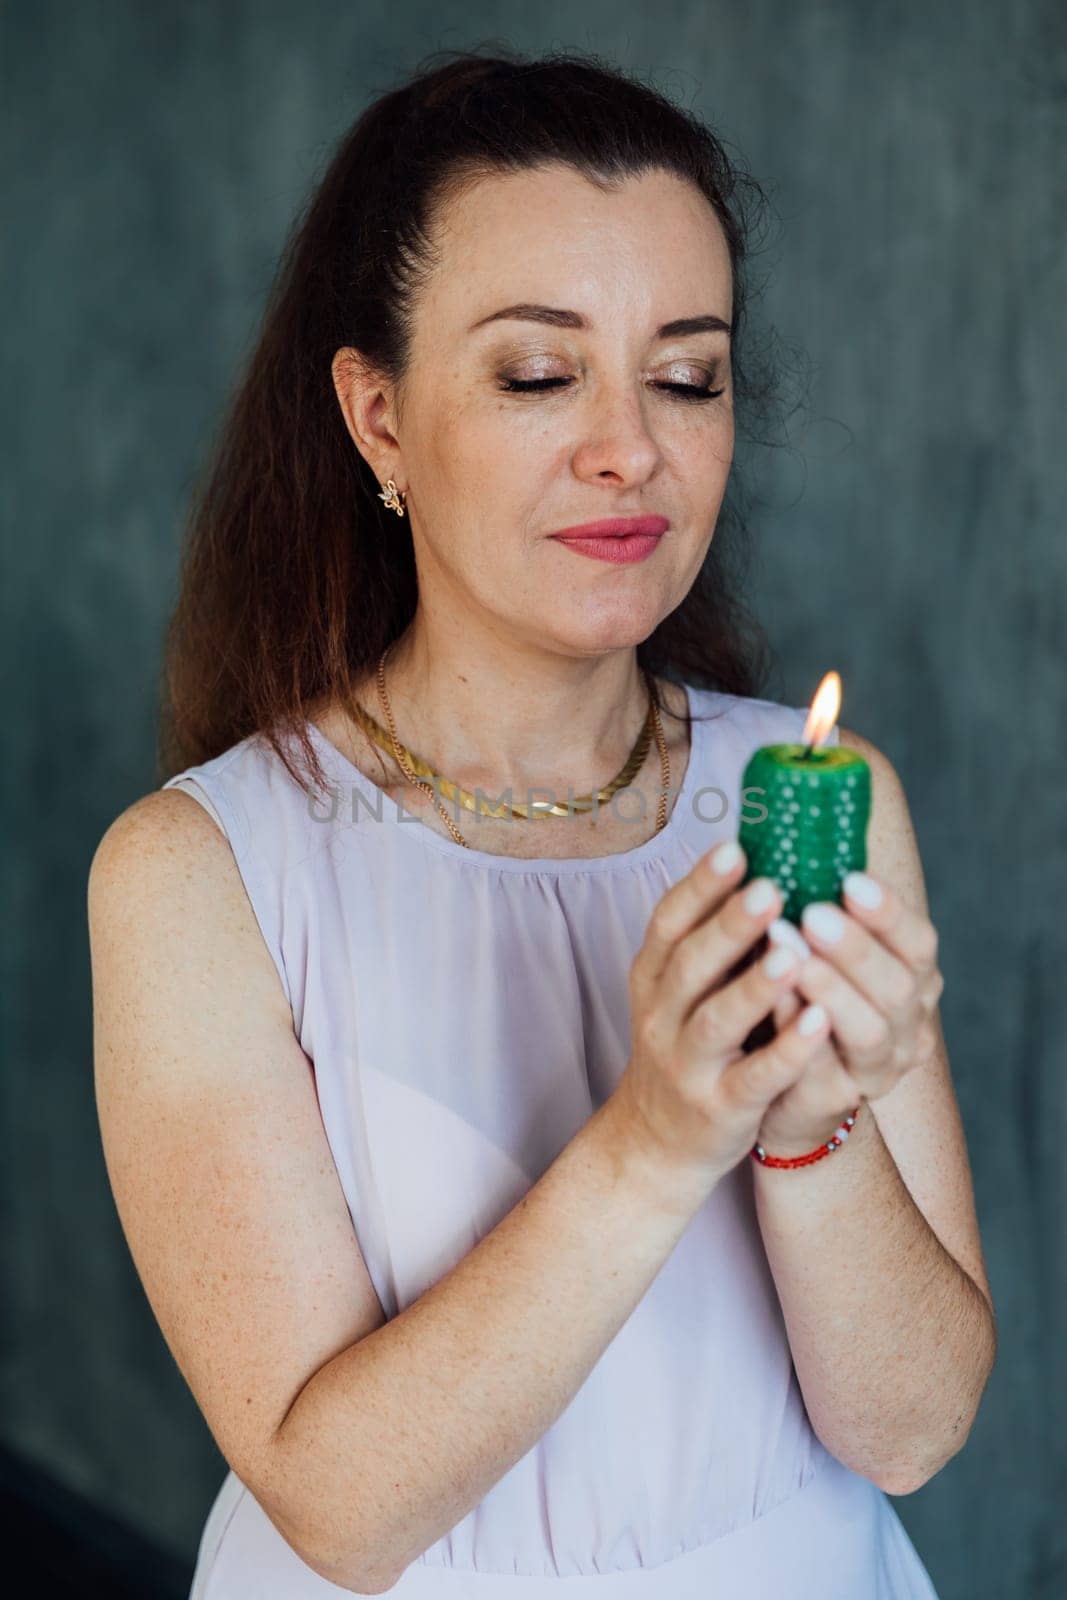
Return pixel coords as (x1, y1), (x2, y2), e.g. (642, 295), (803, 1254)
(803, 671), (841, 747)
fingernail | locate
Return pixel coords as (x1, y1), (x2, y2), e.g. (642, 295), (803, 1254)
(798, 1003), (828, 1035)
(767, 918), (813, 961)
(710, 840), (743, 875)
(802, 903), (845, 943)
(763, 945), (798, 979)
(744, 878), (779, 915)
(843, 871), (883, 908)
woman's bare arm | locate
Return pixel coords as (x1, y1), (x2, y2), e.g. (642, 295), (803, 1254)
(89, 791), (719, 1593)
(753, 733), (996, 1491)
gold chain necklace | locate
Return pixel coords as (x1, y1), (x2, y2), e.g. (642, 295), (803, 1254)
(349, 648), (671, 849)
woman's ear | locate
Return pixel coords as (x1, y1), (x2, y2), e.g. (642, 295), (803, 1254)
(330, 346), (402, 485)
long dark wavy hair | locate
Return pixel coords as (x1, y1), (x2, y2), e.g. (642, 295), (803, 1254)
(158, 43), (802, 799)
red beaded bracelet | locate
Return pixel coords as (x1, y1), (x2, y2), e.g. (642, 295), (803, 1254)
(751, 1105), (861, 1168)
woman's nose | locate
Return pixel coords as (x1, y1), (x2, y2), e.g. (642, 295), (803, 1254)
(572, 384), (662, 482)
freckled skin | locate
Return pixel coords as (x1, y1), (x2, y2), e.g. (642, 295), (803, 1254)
(314, 671), (694, 860)
(323, 161), (735, 857)
(90, 153), (994, 1591)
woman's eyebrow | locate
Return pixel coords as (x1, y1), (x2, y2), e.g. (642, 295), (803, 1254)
(467, 303), (732, 339)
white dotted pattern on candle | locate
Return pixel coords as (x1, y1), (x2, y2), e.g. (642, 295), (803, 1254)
(750, 764), (860, 896)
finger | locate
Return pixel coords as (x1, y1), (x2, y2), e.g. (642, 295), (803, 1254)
(773, 988), (802, 1033)
(721, 998), (833, 1111)
(681, 937), (803, 1063)
(839, 871), (939, 978)
(778, 1032), (856, 1104)
(632, 841), (750, 1001)
(767, 918), (812, 962)
(793, 952), (903, 1096)
(800, 901), (920, 1038)
(657, 874), (785, 1038)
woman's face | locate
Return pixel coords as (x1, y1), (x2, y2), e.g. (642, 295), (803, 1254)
(344, 163), (735, 661)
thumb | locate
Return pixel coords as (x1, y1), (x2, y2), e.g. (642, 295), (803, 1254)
(725, 1001), (831, 1110)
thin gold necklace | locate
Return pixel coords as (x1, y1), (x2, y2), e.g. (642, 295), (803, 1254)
(348, 648), (671, 849)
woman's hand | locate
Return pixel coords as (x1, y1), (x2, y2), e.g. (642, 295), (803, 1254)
(756, 870), (944, 1158)
(611, 841), (837, 1196)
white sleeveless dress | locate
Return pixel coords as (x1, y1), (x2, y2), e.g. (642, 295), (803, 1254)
(162, 683), (941, 1599)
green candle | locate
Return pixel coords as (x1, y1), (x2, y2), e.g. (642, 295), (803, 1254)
(737, 673), (871, 925)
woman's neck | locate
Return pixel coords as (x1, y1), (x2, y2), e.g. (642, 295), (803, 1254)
(308, 671), (692, 862)
(361, 639), (661, 790)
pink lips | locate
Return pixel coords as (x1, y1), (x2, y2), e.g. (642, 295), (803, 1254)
(549, 515), (669, 565)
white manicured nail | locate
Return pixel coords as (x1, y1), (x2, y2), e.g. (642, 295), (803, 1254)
(767, 918), (812, 961)
(710, 840), (743, 875)
(763, 945), (797, 979)
(798, 1003), (828, 1035)
(744, 879), (779, 915)
(843, 871), (883, 908)
(802, 903), (845, 943)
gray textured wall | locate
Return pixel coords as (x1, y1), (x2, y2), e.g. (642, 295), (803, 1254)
(5, 3), (1063, 1596)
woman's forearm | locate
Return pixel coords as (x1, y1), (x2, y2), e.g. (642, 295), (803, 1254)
(752, 1101), (996, 1495)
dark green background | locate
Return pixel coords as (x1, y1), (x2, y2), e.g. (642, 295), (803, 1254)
(5, 3), (1064, 1595)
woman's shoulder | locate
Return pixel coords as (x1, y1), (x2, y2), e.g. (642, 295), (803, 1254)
(160, 726), (287, 789)
(92, 732), (263, 872)
(93, 727), (295, 889)
(159, 721), (325, 814)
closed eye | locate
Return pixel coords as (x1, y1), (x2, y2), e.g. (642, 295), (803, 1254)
(498, 377), (725, 402)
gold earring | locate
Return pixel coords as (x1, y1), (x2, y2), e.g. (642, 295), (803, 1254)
(378, 479), (406, 517)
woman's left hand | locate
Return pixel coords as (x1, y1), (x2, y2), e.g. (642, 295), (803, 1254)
(754, 871), (945, 1159)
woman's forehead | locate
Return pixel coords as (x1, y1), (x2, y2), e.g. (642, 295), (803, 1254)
(422, 170), (732, 337)
(436, 164), (724, 253)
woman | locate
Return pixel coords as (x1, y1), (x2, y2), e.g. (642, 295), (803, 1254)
(88, 47), (995, 1598)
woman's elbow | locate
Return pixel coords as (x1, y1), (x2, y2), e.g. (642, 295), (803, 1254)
(878, 1368), (994, 1497)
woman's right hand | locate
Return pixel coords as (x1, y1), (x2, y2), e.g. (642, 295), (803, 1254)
(611, 839), (833, 1194)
